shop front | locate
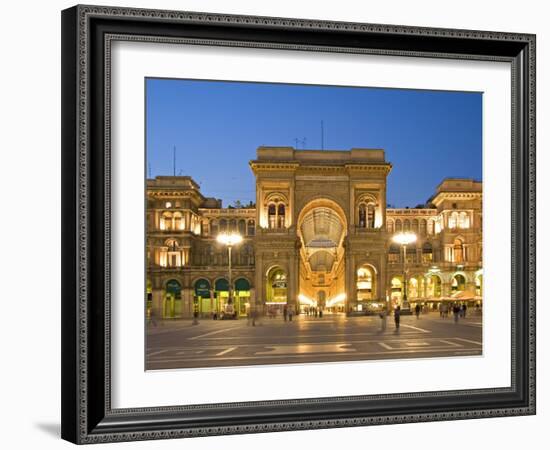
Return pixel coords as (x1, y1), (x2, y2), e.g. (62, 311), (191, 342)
(234, 277), (251, 317)
(194, 278), (212, 317)
(164, 279), (182, 318)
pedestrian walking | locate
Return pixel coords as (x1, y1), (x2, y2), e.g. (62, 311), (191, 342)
(415, 303), (421, 319)
(288, 306), (293, 322)
(462, 303), (467, 318)
(453, 304), (460, 323)
(394, 305), (401, 331)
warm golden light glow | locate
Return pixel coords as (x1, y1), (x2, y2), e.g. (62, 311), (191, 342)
(326, 293), (346, 307)
(298, 294), (315, 306)
(392, 231), (417, 246)
(216, 232), (243, 246)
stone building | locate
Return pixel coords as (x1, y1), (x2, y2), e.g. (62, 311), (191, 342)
(146, 147), (482, 319)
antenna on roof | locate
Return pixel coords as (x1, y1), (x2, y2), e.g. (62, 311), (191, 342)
(172, 146), (176, 176)
(321, 120), (325, 150)
(294, 138), (299, 148)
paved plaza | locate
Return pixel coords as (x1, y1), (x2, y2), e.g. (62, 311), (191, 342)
(146, 311), (482, 370)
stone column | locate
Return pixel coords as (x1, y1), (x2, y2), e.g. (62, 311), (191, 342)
(152, 289), (163, 319)
(182, 288), (192, 319)
(379, 252), (387, 304)
(254, 253), (264, 314)
(345, 250), (355, 313)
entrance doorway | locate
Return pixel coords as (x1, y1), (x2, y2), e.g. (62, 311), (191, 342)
(164, 279), (181, 318)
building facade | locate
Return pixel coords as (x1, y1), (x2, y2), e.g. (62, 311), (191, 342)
(147, 147), (482, 319)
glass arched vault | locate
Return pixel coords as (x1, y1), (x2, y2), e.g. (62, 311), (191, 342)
(296, 200), (348, 312)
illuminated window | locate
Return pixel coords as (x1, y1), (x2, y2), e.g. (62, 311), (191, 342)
(453, 238), (464, 263)
(420, 219), (427, 235)
(356, 266), (375, 300)
(219, 219), (227, 233)
(160, 212), (172, 231)
(422, 242), (433, 263)
(458, 212), (470, 229)
(395, 219), (402, 232)
(266, 198), (287, 230)
(210, 220), (218, 236)
(277, 204), (285, 228)
(247, 219), (255, 236)
(238, 219), (246, 236)
(448, 212), (458, 229)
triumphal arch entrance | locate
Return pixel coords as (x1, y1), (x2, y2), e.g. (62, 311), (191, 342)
(250, 146), (392, 315)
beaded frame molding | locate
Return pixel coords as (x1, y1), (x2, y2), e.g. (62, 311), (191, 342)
(61, 4), (536, 444)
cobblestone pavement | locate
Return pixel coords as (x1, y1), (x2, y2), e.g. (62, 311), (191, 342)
(145, 311), (483, 370)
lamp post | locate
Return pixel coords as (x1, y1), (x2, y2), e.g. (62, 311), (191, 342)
(217, 232), (243, 315)
(392, 231), (417, 311)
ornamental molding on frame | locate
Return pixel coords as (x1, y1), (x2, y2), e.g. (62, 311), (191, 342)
(71, 4), (536, 444)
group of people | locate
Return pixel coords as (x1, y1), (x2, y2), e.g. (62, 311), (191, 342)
(303, 306), (323, 318)
(439, 302), (468, 322)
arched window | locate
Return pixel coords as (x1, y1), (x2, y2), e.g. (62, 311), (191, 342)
(428, 219), (435, 235)
(404, 219), (411, 231)
(452, 274), (466, 292)
(356, 266), (376, 301)
(422, 241), (433, 263)
(238, 219), (246, 236)
(458, 212), (470, 229)
(453, 238), (464, 263)
(277, 204), (285, 228)
(160, 211), (172, 231)
(164, 239), (181, 267)
(449, 212), (458, 229)
(367, 204), (375, 228)
(247, 219), (255, 236)
(219, 219), (227, 233)
(358, 204), (366, 228)
(173, 212), (184, 230)
(266, 267), (287, 303)
(357, 202), (376, 228)
(388, 243), (401, 263)
(395, 219), (402, 232)
(387, 219), (394, 234)
(266, 197), (287, 230)
(420, 219), (427, 235)
(229, 219), (237, 233)
(268, 204), (277, 229)
(412, 219), (419, 233)
(426, 275), (442, 298)
(210, 219), (219, 236)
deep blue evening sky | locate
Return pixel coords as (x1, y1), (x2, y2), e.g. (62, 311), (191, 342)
(146, 78), (482, 208)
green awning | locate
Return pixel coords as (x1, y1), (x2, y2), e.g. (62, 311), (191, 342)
(234, 278), (250, 291)
(166, 279), (181, 294)
(194, 278), (210, 297)
(215, 278), (229, 292)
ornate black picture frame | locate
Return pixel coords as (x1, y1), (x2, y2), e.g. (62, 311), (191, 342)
(61, 4), (536, 444)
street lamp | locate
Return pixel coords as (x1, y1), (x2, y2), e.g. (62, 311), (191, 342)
(392, 231), (417, 311)
(217, 232), (243, 315)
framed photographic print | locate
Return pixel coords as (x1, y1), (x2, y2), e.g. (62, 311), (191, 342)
(61, 4), (536, 444)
